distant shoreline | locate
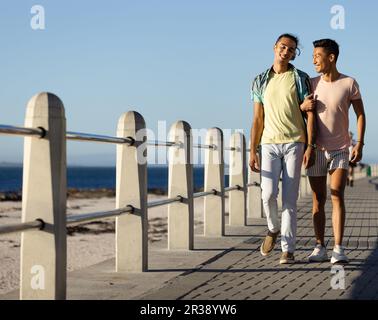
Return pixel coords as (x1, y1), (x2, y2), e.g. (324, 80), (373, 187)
(0, 163), (209, 168)
(0, 188), (159, 201)
(0, 186), (208, 201)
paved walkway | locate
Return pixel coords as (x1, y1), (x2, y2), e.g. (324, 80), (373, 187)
(138, 177), (378, 300)
(3, 177), (378, 300)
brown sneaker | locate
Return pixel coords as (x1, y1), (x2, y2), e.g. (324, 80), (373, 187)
(279, 251), (295, 264)
(260, 230), (279, 256)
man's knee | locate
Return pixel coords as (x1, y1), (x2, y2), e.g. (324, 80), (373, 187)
(330, 189), (345, 202)
(262, 188), (278, 203)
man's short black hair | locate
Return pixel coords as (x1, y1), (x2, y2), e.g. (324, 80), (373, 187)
(313, 38), (339, 62)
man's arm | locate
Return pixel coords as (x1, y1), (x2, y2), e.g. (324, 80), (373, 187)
(249, 102), (264, 172)
(350, 98), (366, 163)
(306, 110), (316, 146)
(303, 111), (316, 168)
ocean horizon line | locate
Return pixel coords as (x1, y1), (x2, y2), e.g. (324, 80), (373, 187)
(0, 162), (231, 168)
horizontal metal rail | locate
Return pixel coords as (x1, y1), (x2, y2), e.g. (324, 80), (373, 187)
(0, 125), (44, 138)
(2, 124), (251, 152)
(193, 190), (218, 198)
(225, 146), (251, 152)
(193, 143), (215, 149)
(246, 182), (260, 187)
(147, 196), (182, 208)
(0, 219), (43, 235)
(224, 185), (242, 192)
(66, 206), (134, 225)
(66, 131), (133, 145)
(147, 140), (178, 147)
(0, 182), (260, 235)
(148, 141), (214, 149)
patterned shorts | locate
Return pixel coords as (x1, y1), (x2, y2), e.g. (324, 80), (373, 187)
(306, 148), (350, 177)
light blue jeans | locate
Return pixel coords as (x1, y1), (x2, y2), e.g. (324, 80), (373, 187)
(261, 142), (305, 253)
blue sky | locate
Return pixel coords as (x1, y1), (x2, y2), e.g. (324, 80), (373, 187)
(1, 0), (377, 165)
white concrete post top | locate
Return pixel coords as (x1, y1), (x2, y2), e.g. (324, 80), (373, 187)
(25, 93), (65, 120)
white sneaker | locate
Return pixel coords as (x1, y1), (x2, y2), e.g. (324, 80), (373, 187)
(331, 245), (349, 264)
(308, 244), (328, 262)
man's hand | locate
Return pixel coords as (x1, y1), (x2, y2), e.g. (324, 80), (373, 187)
(303, 146), (315, 169)
(350, 142), (364, 164)
(300, 94), (316, 112)
(249, 152), (260, 172)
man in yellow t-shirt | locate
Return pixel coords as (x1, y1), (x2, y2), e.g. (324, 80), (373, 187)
(249, 33), (315, 264)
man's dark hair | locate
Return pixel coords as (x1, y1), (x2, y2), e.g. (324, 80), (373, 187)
(313, 38), (339, 62)
(275, 33), (299, 47)
(275, 33), (301, 58)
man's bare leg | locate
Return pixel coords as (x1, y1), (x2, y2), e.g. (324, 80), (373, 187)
(309, 176), (327, 246)
(349, 165), (355, 187)
(329, 168), (348, 246)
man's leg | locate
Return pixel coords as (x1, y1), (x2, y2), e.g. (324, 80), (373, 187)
(349, 165), (354, 187)
(281, 142), (304, 255)
(308, 176), (327, 246)
(329, 168), (348, 246)
(261, 144), (282, 233)
(260, 144), (282, 256)
(305, 149), (329, 262)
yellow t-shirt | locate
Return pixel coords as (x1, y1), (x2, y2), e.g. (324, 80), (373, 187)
(261, 70), (306, 144)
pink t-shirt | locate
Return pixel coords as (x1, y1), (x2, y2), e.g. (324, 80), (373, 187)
(311, 74), (361, 151)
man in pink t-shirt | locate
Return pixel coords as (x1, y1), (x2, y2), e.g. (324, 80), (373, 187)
(300, 39), (366, 264)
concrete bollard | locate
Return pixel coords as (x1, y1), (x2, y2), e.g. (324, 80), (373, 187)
(167, 121), (194, 250)
(204, 127), (225, 237)
(247, 167), (262, 219)
(20, 93), (67, 300)
(229, 132), (247, 226)
(116, 111), (148, 272)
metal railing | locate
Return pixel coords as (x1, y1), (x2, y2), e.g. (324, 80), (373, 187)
(147, 196), (183, 208)
(0, 122), (258, 236)
(0, 219), (44, 235)
(0, 92), (264, 299)
(66, 206), (134, 225)
(1, 125), (251, 151)
(66, 131), (134, 145)
(0, 124), (44, 138)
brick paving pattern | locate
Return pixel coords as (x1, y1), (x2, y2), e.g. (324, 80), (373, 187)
(139, 177), (378, 300)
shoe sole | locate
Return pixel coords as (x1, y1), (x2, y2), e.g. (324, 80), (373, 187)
(279, 260), (295, 264)
(260, 243), (272, 256)
(308, 256), (329, 262)
(331, 258), (349, 264)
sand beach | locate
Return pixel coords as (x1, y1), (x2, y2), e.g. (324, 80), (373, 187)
(0, 190), (218, 295)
